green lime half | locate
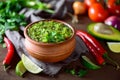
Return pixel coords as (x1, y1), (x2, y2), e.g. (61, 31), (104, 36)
(81, 56), (101, 70)
(107, 42), (120, 53)
(21, 54), (43, 74)
(15, 60), (27, 77)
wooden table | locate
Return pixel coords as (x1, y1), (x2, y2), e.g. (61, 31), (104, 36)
(0, 15), (120, 80)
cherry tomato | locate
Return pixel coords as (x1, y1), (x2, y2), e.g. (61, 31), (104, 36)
(84, 0), (98, 9)
(88, 3), (109, 22)
(107, 0), (120, 16)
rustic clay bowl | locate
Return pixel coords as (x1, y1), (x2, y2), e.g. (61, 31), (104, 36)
(24, 19), (76, 63)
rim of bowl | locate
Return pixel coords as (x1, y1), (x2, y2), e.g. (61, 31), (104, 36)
(24, 19), (76, 46)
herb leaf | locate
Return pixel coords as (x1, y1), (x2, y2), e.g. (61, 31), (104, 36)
(0, 0), (54, 43)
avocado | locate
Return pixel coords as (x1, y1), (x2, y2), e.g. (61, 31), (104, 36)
(81, 56), (101, 70)
(87, 23), (120, 41)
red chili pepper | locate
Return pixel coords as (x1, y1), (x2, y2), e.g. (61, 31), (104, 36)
(76, 30), (107, 56)
(76, 30), (120, 69)
(76, 31), (105, 65)
(3, 37), (14, 70)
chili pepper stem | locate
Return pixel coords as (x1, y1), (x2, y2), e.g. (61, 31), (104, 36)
(3, 64), (11, 71)
(103, 53), (120, 70)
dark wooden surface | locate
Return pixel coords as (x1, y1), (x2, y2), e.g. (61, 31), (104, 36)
(0, 15), (120, 80)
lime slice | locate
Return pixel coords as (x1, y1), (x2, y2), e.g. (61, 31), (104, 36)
(15, 60), (27, 77)
(21, 54), (43, 74)
(81, 56), (101, 70)
(107, 42), (120, 53)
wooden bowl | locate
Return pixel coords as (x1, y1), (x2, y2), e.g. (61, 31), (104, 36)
(24, 19), (76, 63)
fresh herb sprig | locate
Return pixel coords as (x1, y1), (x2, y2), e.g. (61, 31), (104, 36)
(0, 0), (54, 43)
(0, 0), (26, 43)
(65, 68), (88, 77)
(23, 0), (54, 14)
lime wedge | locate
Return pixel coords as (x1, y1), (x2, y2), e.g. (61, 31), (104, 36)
(81, 56), (101, 70)
(107, 42), (120, 53)
(15, 60), (27, 77)
(21, 54), (43, 74)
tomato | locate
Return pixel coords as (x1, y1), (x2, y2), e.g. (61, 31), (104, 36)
(107, 0), (120, 16)
(88, 3), (109, 22)
(84, 0), (98, 9)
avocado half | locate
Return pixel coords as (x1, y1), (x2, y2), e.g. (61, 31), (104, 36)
(87, 23), (120, 41)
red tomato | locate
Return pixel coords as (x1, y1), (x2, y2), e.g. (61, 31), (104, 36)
(84, 0), (98, 9)
(107, 0), (120, 16)
(88, 3), (109, 22)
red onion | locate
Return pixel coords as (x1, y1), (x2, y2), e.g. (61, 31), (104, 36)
(105, 16), (120, 31)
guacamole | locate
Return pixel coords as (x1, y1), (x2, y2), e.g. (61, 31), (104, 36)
(27, 20), (73, 43)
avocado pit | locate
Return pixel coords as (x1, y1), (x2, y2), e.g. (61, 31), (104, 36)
(94, 23), (114, 35)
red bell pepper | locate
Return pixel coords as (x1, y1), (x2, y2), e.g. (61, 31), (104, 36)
(3, 37), (14, 71)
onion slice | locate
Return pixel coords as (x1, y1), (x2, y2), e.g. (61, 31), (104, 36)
(105, 16), (120, 31)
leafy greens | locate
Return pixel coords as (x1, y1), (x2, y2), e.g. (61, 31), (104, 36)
(0, 0), (54, 43)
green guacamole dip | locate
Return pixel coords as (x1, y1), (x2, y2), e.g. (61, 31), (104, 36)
(27, 20), (73, 43)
